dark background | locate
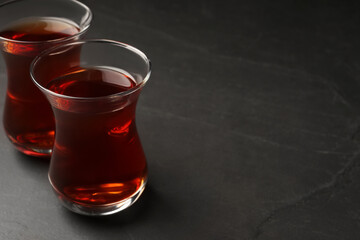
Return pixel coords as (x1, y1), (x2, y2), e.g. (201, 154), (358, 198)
(1, 0), (360, 239)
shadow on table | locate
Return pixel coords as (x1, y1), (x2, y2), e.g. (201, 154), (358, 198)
(14, 150), (174, 232)
(14, 149), (50, 176)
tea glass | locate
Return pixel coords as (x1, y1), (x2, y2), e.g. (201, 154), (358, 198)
(0, 0), (92, 157)
(31, 39), (151, 215)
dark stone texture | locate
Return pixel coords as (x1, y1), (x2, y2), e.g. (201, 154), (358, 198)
(0, 0), (360, 239)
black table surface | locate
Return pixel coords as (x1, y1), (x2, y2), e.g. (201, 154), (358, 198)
(1, 0), (360, 239)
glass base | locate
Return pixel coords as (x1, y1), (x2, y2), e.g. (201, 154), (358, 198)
(49, 175), (147, 216)
(7, 134), (52, 158)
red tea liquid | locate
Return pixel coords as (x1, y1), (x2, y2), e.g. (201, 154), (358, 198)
(0, 17), (80, 157)
(47, 67), (147, 206)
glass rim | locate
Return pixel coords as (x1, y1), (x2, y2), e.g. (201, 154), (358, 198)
(30, 39), (152, 101)
(0, 0), (92, 44)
